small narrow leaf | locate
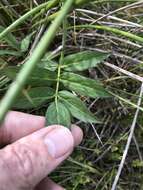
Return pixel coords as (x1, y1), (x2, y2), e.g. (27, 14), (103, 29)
(61, 72), (111, 98)
(2, 66), (57, 86)
(37, 52), (58, 71)
(21, 34), (32, 52)
(59, 91), (100, 123)
(46, 101), (71, 127)
(62, 51), (109, 71)
(0, 26), (20, 50)
(0, 50), (21, 56)
(38, 59), (58, 71)
(13, 87), (54, 109)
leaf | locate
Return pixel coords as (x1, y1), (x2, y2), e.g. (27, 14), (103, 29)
(38, 59), (58, 71)
(46, 101), (71, 127)
(37, 52), (58, 71)
(0, 26), (20, 50)
(21, 34), (32, 52)
(61, 72), (111, 98)
(38, 60), (57, 71)
(2, 66), (57, 86)
(0, 50), (21, 56)
(59, 91), (100, 123)
(62, 51), (109, 71)
(13, 87), (54, 109)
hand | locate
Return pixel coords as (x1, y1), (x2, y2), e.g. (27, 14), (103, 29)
(0, 111), (83, 190)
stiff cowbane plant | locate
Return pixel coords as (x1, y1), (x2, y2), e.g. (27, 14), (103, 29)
(1, 0), (143, 128)
(0, 0), (74, 123)
(9, 0), (143, 134)
(1, 50), (110, 128)
(0, 0), (111, 128)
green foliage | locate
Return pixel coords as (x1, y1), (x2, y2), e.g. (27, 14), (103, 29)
(62, 51), (109, 71)
(0, 25), (20, 50)
(21, 34), (32, 52)
(13, 87), (54, 109)
(132, 159), (143, 168)
(61, 72), (110, 98)
(0, 26), (33, 57)
(1, 51), (109, 127)
(2, 66), (57, 86)
(46, 101), (71, 127)
(1, 1), (143, 188)
(0, 50), (21, 56)
(38, 53), (58, 71)
(59, 91), (100, 123)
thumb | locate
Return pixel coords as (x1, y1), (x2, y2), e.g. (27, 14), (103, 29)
(0, 125), (74, 190)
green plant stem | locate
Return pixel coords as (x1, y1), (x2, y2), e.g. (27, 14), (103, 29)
(55, 64), (62, 106)
(0, 0), (74, 123)
(0, 0), (59, 40)
(54, 60), (62, 124)
(109, 91), (143, 112)
(68, 157), (101, 174)
(34, 11), (143, 38)
(68, 24), (143, 44)
(55, 15), (67, 108)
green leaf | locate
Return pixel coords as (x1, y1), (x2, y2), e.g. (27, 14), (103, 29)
(0, 50), (21, 56)
(2, 66), (57, 86)
(59, 91), (100, 123)
(62, 51), (109, 71)
(61, 72), (111, 98)
(13, 87), (54, 109)
(0, 26), (20, 50)
(37, 52), (58, 71)
(21, 34), (32, 52)
(46, 101), (71, 127)
(39, 60), (57, 71)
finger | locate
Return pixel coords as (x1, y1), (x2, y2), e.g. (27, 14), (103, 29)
(0, 111), (45, 144)
(35, 177), (64, 190)
(35, 125), (83, 189)
(71, 124), (83, 146)
(0, 125), (83, 189)
(41, 125), (83, 174)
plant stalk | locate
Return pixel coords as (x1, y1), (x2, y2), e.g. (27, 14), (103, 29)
(69, 24), (143, 44)
(0, 0), (74, 123)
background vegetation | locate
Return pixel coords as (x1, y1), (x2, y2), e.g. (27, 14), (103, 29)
(0, 0), (143, 189)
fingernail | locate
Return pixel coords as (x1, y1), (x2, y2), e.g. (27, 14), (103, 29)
(44, 127), (74, 158)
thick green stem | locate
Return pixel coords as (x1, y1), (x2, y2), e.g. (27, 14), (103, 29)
(0, 0), (74, 123)
(69, 24), (143, 44)
(0, 0), (59, 40)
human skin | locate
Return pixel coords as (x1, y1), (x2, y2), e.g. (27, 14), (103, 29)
(0, 111), (83, 190)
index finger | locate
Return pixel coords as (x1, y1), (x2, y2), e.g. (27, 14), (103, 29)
(0, 111), (45, 144)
